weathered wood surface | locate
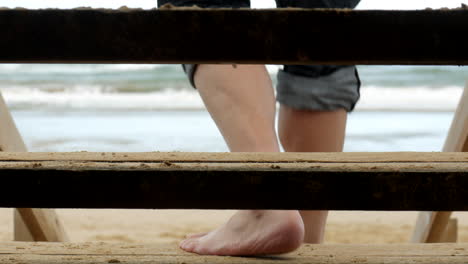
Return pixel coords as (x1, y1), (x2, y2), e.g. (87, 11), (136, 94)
(2, 242), (468, 264)
(1, 151), (467, 163)
(443, 82), (468, 153)
(0, 93), (68, 242)
(0, 93), (26, 152)
(445, 218), (459, 242)
(412, 83), (468, 243)
(15, 209), (69, 242)
(0, 152), (467, 210)
(412, 211), (456, 243)
(1, 8), (468, 65)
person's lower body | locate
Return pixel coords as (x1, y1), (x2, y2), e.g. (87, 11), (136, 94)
(158, 0), (361, 256)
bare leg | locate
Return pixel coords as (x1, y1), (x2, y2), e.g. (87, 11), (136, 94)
(194, 64), (278, 152)
(279, 105), (347, 243)
(179, 65), (304, 255)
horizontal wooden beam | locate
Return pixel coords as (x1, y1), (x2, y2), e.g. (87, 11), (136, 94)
(1, 8), (468, 65)
(2, 242), (468, 264)
(1, 152), (468, 210)
(2, 151), (467, 162)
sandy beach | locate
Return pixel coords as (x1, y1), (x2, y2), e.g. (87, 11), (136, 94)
(1, 209), (468, 244)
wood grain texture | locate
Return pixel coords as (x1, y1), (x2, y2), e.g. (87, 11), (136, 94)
(0, 152), (467, 210)
(0, 8), (468, 65)
(412, 83), (468, 243)
(1, 242), (468, 264)
(1, 151), (467, 163)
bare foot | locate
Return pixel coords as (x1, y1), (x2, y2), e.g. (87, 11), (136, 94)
(179, 210), (304, 256)
(185, 232), (208, 239)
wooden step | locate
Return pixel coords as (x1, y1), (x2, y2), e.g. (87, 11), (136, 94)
(1, 8), (467, 64)
(2, 242), (468, 264)
(0, 152), (467, 210)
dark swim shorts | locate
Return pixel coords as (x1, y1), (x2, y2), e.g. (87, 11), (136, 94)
(158, 0), (361, 112)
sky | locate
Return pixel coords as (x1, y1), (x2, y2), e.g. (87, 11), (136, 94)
(1, 0), (467, 10)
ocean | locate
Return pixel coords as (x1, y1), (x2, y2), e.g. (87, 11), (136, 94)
(1, 64), (466, 152)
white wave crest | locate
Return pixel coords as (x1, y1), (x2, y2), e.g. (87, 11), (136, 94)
(356, 85), (463, 111)
(1, 85), (464, 111)
(1, 87), (205, 111)
(0, 64), (163, 74)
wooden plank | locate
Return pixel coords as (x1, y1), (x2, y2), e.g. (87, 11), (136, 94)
(411, 212), (455, 243)
(0, 93), (27, 152)
(0, 93), (68, 242)
(15, 208), (69, 242)
(1, 242), (468, 264)
(13, 210), (34, 241)
(0, 151), (467, 163)
(0, 8), (468, 65)
(412, 83), (468, 243)
(444, 218), (458, 242)
(443, 82), (468, 153)
(0, 152), (467, 210)
(0, 92), (33, 241)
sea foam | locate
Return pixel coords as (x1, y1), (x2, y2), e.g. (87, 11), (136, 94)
(1, 85), (462, 111)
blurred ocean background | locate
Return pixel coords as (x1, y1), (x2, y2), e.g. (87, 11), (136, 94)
(1, 64), (466, 152)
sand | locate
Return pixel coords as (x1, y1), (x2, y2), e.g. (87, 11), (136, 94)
(2, 209), (468, 244)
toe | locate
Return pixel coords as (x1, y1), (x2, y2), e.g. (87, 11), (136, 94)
(185, 232), (208, 239)
(179, 238), (198, 253)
